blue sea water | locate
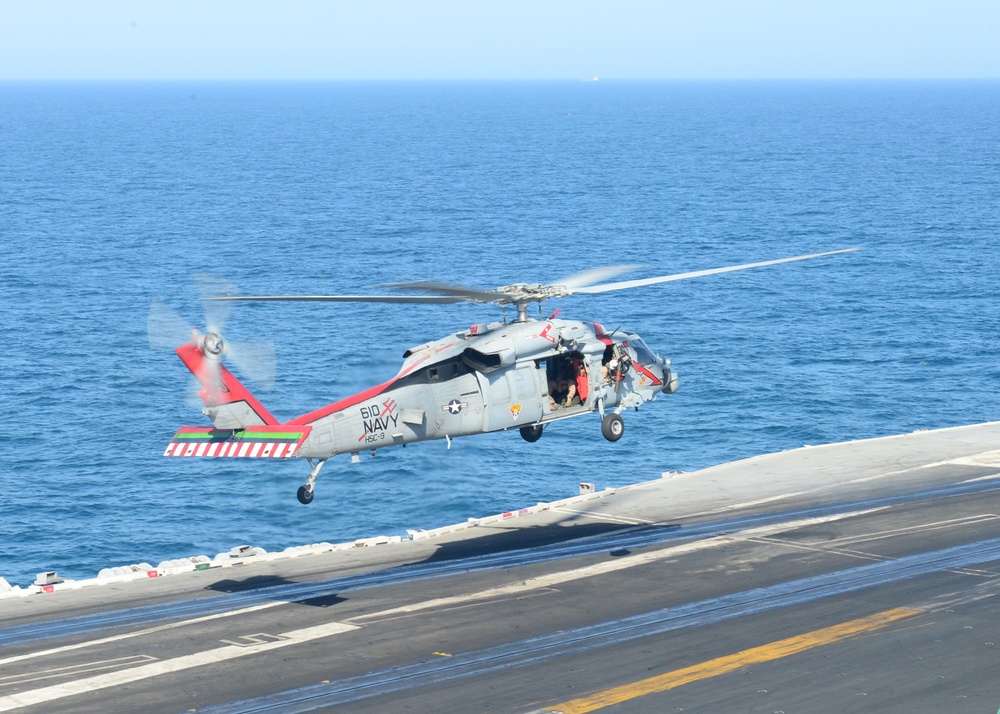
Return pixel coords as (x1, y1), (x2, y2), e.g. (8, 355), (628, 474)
(1, 80), (999, 588)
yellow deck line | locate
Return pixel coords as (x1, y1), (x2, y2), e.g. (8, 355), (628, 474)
(542, 607), (921, 714)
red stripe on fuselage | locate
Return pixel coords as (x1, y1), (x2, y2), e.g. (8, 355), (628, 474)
(593, 322), (613, 346)
(287, 378), (396, 426)
(633, 363), (662, 386)
(287, 353), (432, 426)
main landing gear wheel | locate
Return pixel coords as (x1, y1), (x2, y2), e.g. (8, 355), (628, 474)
(601, 413), (624, 442)
(297, 457), (327, 505)
(296, 485), (315, 505)
(519, 424), (544, 442)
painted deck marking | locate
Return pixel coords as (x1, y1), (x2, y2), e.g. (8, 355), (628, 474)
(0, 621), (358, 712)
(0, 655), (156, 687)
(0, 602), (283, 669)
(552, 507), (652, 525)
(540, 607), (920, 714)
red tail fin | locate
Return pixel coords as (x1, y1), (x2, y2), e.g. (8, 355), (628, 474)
(176, 342), (278, 428)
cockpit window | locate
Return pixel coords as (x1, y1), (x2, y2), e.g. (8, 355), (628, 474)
(630, 338), (658, 365)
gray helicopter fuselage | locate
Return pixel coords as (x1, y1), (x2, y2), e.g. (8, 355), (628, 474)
(165, 249), (855, 504)
(294, 318), (676, 460)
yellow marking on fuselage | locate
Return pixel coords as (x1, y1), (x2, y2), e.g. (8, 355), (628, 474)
(541, 607), (921, 714)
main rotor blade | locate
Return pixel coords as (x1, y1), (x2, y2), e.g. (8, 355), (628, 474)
(573, 248), (859, 294)
(192, 272), (236, 332)
(555, 265), (643, 291)
(381, 280), (507, 303)
(147, 299), (194, 351)
(206, 294), (470, 304)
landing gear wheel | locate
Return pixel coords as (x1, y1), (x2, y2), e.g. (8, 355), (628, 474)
(519, 424), (544, 442)
(296, 485), (315, 505)
(601, 413), (624, 442)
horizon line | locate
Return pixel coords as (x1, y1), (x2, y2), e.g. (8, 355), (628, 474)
(3, 76), (999, 83)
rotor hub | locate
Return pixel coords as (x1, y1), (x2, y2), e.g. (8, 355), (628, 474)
(201, 331), (226, 359)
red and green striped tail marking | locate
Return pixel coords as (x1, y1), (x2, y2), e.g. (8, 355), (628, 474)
(165, 425), (312, 458)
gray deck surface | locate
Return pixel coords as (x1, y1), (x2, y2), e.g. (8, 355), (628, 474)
(2, 422), (1000, 713)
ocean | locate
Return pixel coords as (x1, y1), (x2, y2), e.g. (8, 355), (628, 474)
(2, 80), (998, 588)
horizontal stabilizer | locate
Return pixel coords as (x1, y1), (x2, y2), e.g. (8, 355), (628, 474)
(165, 425), (312, 458)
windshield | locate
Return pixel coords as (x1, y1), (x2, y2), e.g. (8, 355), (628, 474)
(629, 337), (658, 365)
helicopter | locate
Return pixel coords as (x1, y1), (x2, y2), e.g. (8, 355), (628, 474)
(155, 248), (857, 504)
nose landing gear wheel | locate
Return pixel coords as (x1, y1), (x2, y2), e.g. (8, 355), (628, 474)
(601, 413), (624, 442)
(519, 424), (544, 442)
(297, 485), (315, 505)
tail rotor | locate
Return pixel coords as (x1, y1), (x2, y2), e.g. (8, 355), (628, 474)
(147, 275), (277, 392)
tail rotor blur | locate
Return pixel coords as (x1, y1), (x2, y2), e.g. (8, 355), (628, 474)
(146, 275), (277, 392)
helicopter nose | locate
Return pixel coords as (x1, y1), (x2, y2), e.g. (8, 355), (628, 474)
(660, 358), (678, 394)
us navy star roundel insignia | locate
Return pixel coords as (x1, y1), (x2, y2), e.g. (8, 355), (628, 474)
(443, 399), (467, 415)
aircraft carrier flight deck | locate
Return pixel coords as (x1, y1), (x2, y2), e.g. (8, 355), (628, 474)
(2, 422), (1000, 713)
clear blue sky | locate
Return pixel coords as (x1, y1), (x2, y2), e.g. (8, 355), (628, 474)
(2, 0), (998, 80)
